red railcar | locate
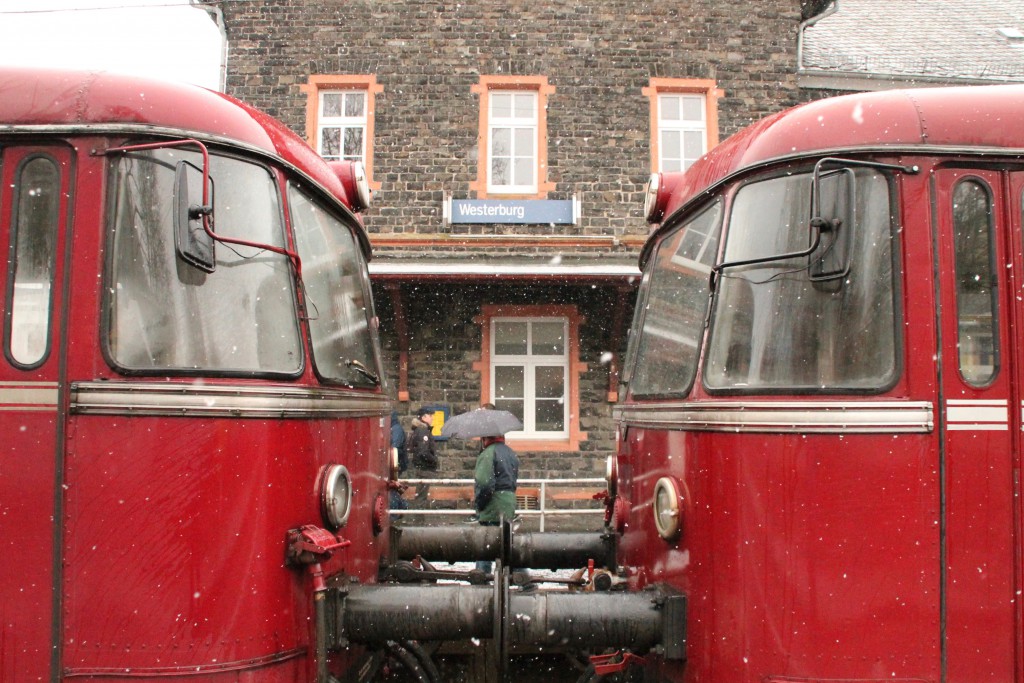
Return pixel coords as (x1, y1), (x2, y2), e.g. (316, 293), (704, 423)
(0, 67), (389, 681)
(616, 85), (1024, 682)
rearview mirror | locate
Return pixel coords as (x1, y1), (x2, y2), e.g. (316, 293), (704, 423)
(174, 160), (216, 273)
(809, 167), (854, 284)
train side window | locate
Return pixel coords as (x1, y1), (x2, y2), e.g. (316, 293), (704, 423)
(288, 184), (381, 388)
(626, 200), (723, 398)
(704, 168), (897, 392)
(952, 179), (998, 386)
(7, 155), (60, 367)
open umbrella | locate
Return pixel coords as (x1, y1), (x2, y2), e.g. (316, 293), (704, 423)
(440, 408), (523, 439)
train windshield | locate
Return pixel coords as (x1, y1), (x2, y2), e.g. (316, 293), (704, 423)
(108, 148), (301, 374)
(626, 200), (723, 398)
(288, 184), (380, 388)
(705, 168), (897, 391)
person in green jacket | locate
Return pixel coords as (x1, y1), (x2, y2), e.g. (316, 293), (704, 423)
(474, 435), (520, 572)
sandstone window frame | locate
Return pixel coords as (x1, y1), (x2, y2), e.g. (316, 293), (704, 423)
(643, 78), (722, 173)
(474, 305), (586, 452)
(301, 74), (383, 191)
(470, 75), (556, 199)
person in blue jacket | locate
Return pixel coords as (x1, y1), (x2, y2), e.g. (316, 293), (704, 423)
(474, 434), (519, 572)
(388, 410), (409, 519)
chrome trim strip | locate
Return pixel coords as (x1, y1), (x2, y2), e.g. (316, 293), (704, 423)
(614, 400), (934, 433)
(0, 381), (59, 412)
(70, 381), (390, 418)
(946, 398), (1008, 431)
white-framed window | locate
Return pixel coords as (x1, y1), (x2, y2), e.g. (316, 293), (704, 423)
(657, 93), (706, 172)
(490, 317), (568, 437)
(317, 90), (367, 163)
(487, 90), (538, 194)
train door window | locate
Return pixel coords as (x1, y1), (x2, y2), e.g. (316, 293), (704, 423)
(952, 178), (998, 386)
(107, 149), (301, 374)
(704, 168), (897, 391)
(7, 155), (60, 367)
(626, 200), (723, 398)
(288, 184), (381, 388)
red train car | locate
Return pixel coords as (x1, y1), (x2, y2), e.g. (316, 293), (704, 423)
(615, 85), (1024, 682)
(0, 67), (390, 681)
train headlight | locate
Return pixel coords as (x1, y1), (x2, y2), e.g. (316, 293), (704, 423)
(652, 476), (682, 541)
(320, 464), (353, 530)
(389, 446), (400, 481)
(643, 172), (663, 223)
(605, 454), (618, 499)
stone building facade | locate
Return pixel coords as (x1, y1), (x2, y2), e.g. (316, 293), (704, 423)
(219, 0), (818, 483)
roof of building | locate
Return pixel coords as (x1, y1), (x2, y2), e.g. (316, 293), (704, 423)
(801, 0), (1024, 88)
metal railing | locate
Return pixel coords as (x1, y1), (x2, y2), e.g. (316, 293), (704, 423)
(394, 477), (606, 532)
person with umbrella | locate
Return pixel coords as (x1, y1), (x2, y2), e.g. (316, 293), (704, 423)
(441, 407), (522, 573)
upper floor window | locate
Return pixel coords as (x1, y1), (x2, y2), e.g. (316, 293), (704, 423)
(318, 90), (367, 163)
(470, 75), (556, 199)
(301, 75), (383, 191)
(643, 78), (721, 173)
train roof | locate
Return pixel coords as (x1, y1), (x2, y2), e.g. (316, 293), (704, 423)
(651, 83), (1024, 254)
(0, 66), (369, 254)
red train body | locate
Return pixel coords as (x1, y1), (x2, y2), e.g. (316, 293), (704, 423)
(0, 67), (389, 681)
(616, 85), (1024, 682)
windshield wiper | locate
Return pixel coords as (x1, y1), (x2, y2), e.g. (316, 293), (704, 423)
(346, 358), (380, 385)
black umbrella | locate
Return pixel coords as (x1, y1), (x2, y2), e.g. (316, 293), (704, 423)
(440, 408), (523, 439)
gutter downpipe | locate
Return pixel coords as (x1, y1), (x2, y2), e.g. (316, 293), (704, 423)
(797, 0), (840, 78)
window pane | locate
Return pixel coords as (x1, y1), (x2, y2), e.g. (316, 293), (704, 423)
(344, 92), (365, 117)
(661, 130), (681, 161)
(535, 399), (564, 432)
(660, 95), (681, 121)
(322, 93), (342, 117)
(495, 399), (524, 423)
(495, 321), (528, 355)
(290, 185), (380, 387)
(492, 93), (512, 118)
(514, 93), (534, 119)
(513, 158), (533, 186)
(514, 127), (533, 155)
(705, 170), (896, 390)
(343, 127), (364, 160)
(955, 180), (998, 385)
(492, 128), (511, 156)
(683, 130), (704, 161)
(10, 156), (60, 366)
(682, 96), (703, 121)
(491, 158), (510, 186)
(495, 365), (524, 399)
(535, 366), (564, 398)
(109, 149), (301, 373)
(532, 322), (564, 355)
(629, 201), (723, 397)
(321, 128), (340, 159)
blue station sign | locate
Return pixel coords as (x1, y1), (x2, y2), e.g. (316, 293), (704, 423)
(447, 198), (577, 225)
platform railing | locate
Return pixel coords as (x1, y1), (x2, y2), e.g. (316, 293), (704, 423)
(395, 477), (607, 532)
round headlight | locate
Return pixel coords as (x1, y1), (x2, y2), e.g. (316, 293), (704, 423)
(320, 464), (353, 529)
(389, 446), (400, 481)
(643, 172), (662, 223)
(605, 455), (618, 499)
(352, 161), (372, 211)
(652, 476), (681, 541)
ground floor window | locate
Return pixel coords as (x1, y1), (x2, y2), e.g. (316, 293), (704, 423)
(475, 305), (586, 452)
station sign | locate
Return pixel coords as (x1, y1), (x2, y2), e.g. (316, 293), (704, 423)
(446, 198), (578, 225)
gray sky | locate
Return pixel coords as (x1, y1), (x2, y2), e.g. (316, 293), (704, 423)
(0, 0), (223, 90)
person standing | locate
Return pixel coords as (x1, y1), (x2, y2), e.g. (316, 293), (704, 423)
(407, 406), (438, 503)
(473, 434), (519, 572)
(388, 410), (409, 520)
